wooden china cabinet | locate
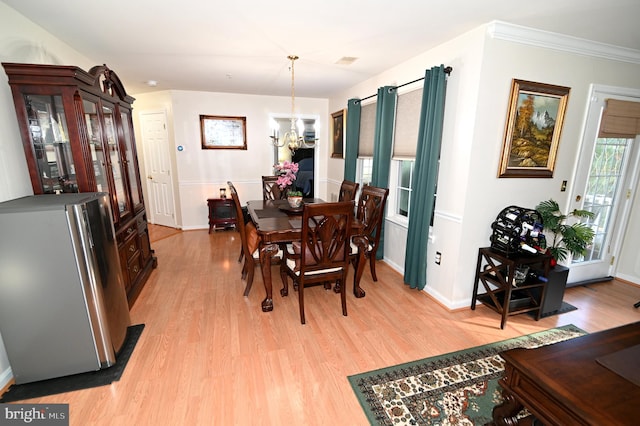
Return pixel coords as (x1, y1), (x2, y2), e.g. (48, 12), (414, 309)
(2, 62), (157, 306)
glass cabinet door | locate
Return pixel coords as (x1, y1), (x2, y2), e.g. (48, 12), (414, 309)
(24, 94), (76, 193)
(120, 110), (142, 210)
(83, 99), (109, 193)
(102, 104), (131, 219)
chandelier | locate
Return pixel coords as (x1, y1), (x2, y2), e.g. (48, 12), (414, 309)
(270, 55), (315, 152)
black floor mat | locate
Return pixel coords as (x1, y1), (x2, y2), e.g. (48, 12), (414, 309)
(0, 324), (144, 403)
(527, 301), (578, 319)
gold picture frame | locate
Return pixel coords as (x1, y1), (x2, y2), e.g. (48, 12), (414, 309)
(331, 109), (346, 159)
(200, 115), (247, 150)
(498, 79), (570, 178)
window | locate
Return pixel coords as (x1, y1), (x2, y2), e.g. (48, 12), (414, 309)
(578, 137), (632, 262)
(390, 87), (422, 225)
(396, 160), (414, 217)
(357, 157), (373, 187)
(389, 158), (438, 227)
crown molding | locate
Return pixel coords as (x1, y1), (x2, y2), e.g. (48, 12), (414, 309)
(488, 20), (640, 65)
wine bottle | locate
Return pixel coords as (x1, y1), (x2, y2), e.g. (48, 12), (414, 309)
(520, 241), (537, 254)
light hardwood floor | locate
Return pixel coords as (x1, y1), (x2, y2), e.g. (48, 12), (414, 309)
(4, 225), (640, 425)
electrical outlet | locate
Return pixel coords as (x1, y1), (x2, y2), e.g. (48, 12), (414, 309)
(435, 252), (442, 265)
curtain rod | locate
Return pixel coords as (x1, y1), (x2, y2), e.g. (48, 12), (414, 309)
(357, 65), (452, 103)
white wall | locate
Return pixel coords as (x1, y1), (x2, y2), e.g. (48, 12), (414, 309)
(327, 23), (640, 309)
(133, 90), (328, 229)
(617, 172), (640, 283)
(0, 2), (98, 391)
(327, 25), (486, 304)
(327, 26), (488, 285)
(451, 29), (640, 306)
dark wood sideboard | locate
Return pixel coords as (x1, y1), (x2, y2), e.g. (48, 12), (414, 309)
(493, 321), (640, 425)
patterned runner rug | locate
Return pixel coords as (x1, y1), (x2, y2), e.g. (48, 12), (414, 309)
(348, 324), (586, 425)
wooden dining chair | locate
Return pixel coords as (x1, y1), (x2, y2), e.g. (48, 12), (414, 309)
(338, 180), (360, 202)
(262, 176), (287, 200)
(280, 201), (354, 324)
(229, 184), (280, 296)
(227, 181), (245, 263)
(351, 185), (389, 285)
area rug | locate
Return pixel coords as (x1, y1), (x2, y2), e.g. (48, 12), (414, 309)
(0, 324), (144, 403)
(348, 324), (586, 425)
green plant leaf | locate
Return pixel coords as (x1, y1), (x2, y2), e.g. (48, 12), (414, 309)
(535, 199), (595, 262)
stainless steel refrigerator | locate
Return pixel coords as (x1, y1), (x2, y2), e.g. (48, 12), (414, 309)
(0, 193), (131, 384)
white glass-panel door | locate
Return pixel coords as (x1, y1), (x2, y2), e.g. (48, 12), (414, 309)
(568, 86), (640, 283)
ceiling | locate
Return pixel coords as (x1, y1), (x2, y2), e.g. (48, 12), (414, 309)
(4, 0), (640, 98)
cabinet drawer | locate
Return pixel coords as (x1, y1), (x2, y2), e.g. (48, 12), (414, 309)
(118, 221), (137, 244)
(127, 252), (143, 284)
(123, 235), (139, 263)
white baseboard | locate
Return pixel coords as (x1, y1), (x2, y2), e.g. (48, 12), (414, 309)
(382, 257), (403, 275)
(181, 225), (209, 231)
(615, 273), (640, 286)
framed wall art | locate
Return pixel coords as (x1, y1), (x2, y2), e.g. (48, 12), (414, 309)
(498, 79), (570, 178)
(331, 109), (345, 158)
(200, 115), (247, 150)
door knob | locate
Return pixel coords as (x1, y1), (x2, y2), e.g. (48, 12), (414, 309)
(148, 175), (153, 180)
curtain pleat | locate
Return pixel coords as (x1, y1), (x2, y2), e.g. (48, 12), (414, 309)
(371, 86), (397, 259)
(404, 65), (448, 289)
(344, 98), (361, 182)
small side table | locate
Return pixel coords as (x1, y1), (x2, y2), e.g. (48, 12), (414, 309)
(471, 247), (551, 329)
(207, 198), (237, 233)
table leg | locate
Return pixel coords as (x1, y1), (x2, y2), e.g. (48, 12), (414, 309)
(259, 243), (279, 312)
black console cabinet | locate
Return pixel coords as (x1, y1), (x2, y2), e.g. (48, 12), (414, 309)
(532, 265), (569, 316)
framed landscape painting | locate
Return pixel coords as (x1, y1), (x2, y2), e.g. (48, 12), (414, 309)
(200, 115), (247, 150)
(498, 79), (570, 178)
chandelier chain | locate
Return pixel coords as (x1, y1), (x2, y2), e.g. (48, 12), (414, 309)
(270, 54), (315, 152)
(288, 55), (298, 129)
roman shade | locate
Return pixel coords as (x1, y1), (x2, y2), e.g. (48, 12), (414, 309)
(358, 101), (377, 156)
(599, 99), (640, 138)
(393, 88), (423, 158)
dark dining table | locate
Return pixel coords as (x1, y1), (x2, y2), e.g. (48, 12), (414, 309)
(246, 198), (367, 312)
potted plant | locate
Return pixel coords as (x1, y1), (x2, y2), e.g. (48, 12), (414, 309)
(529, 199), (595, 316)
(286, 190), (303, 208)
(274, 161), (302, 207)
(535, 199), (596, 265)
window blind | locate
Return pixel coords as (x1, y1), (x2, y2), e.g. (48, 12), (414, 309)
(358, 101), (377, 156)
(599, 99), (640, 138)
(393, 88), (423, 159)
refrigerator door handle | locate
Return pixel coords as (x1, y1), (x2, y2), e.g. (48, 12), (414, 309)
(82, 207), (95, 249)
